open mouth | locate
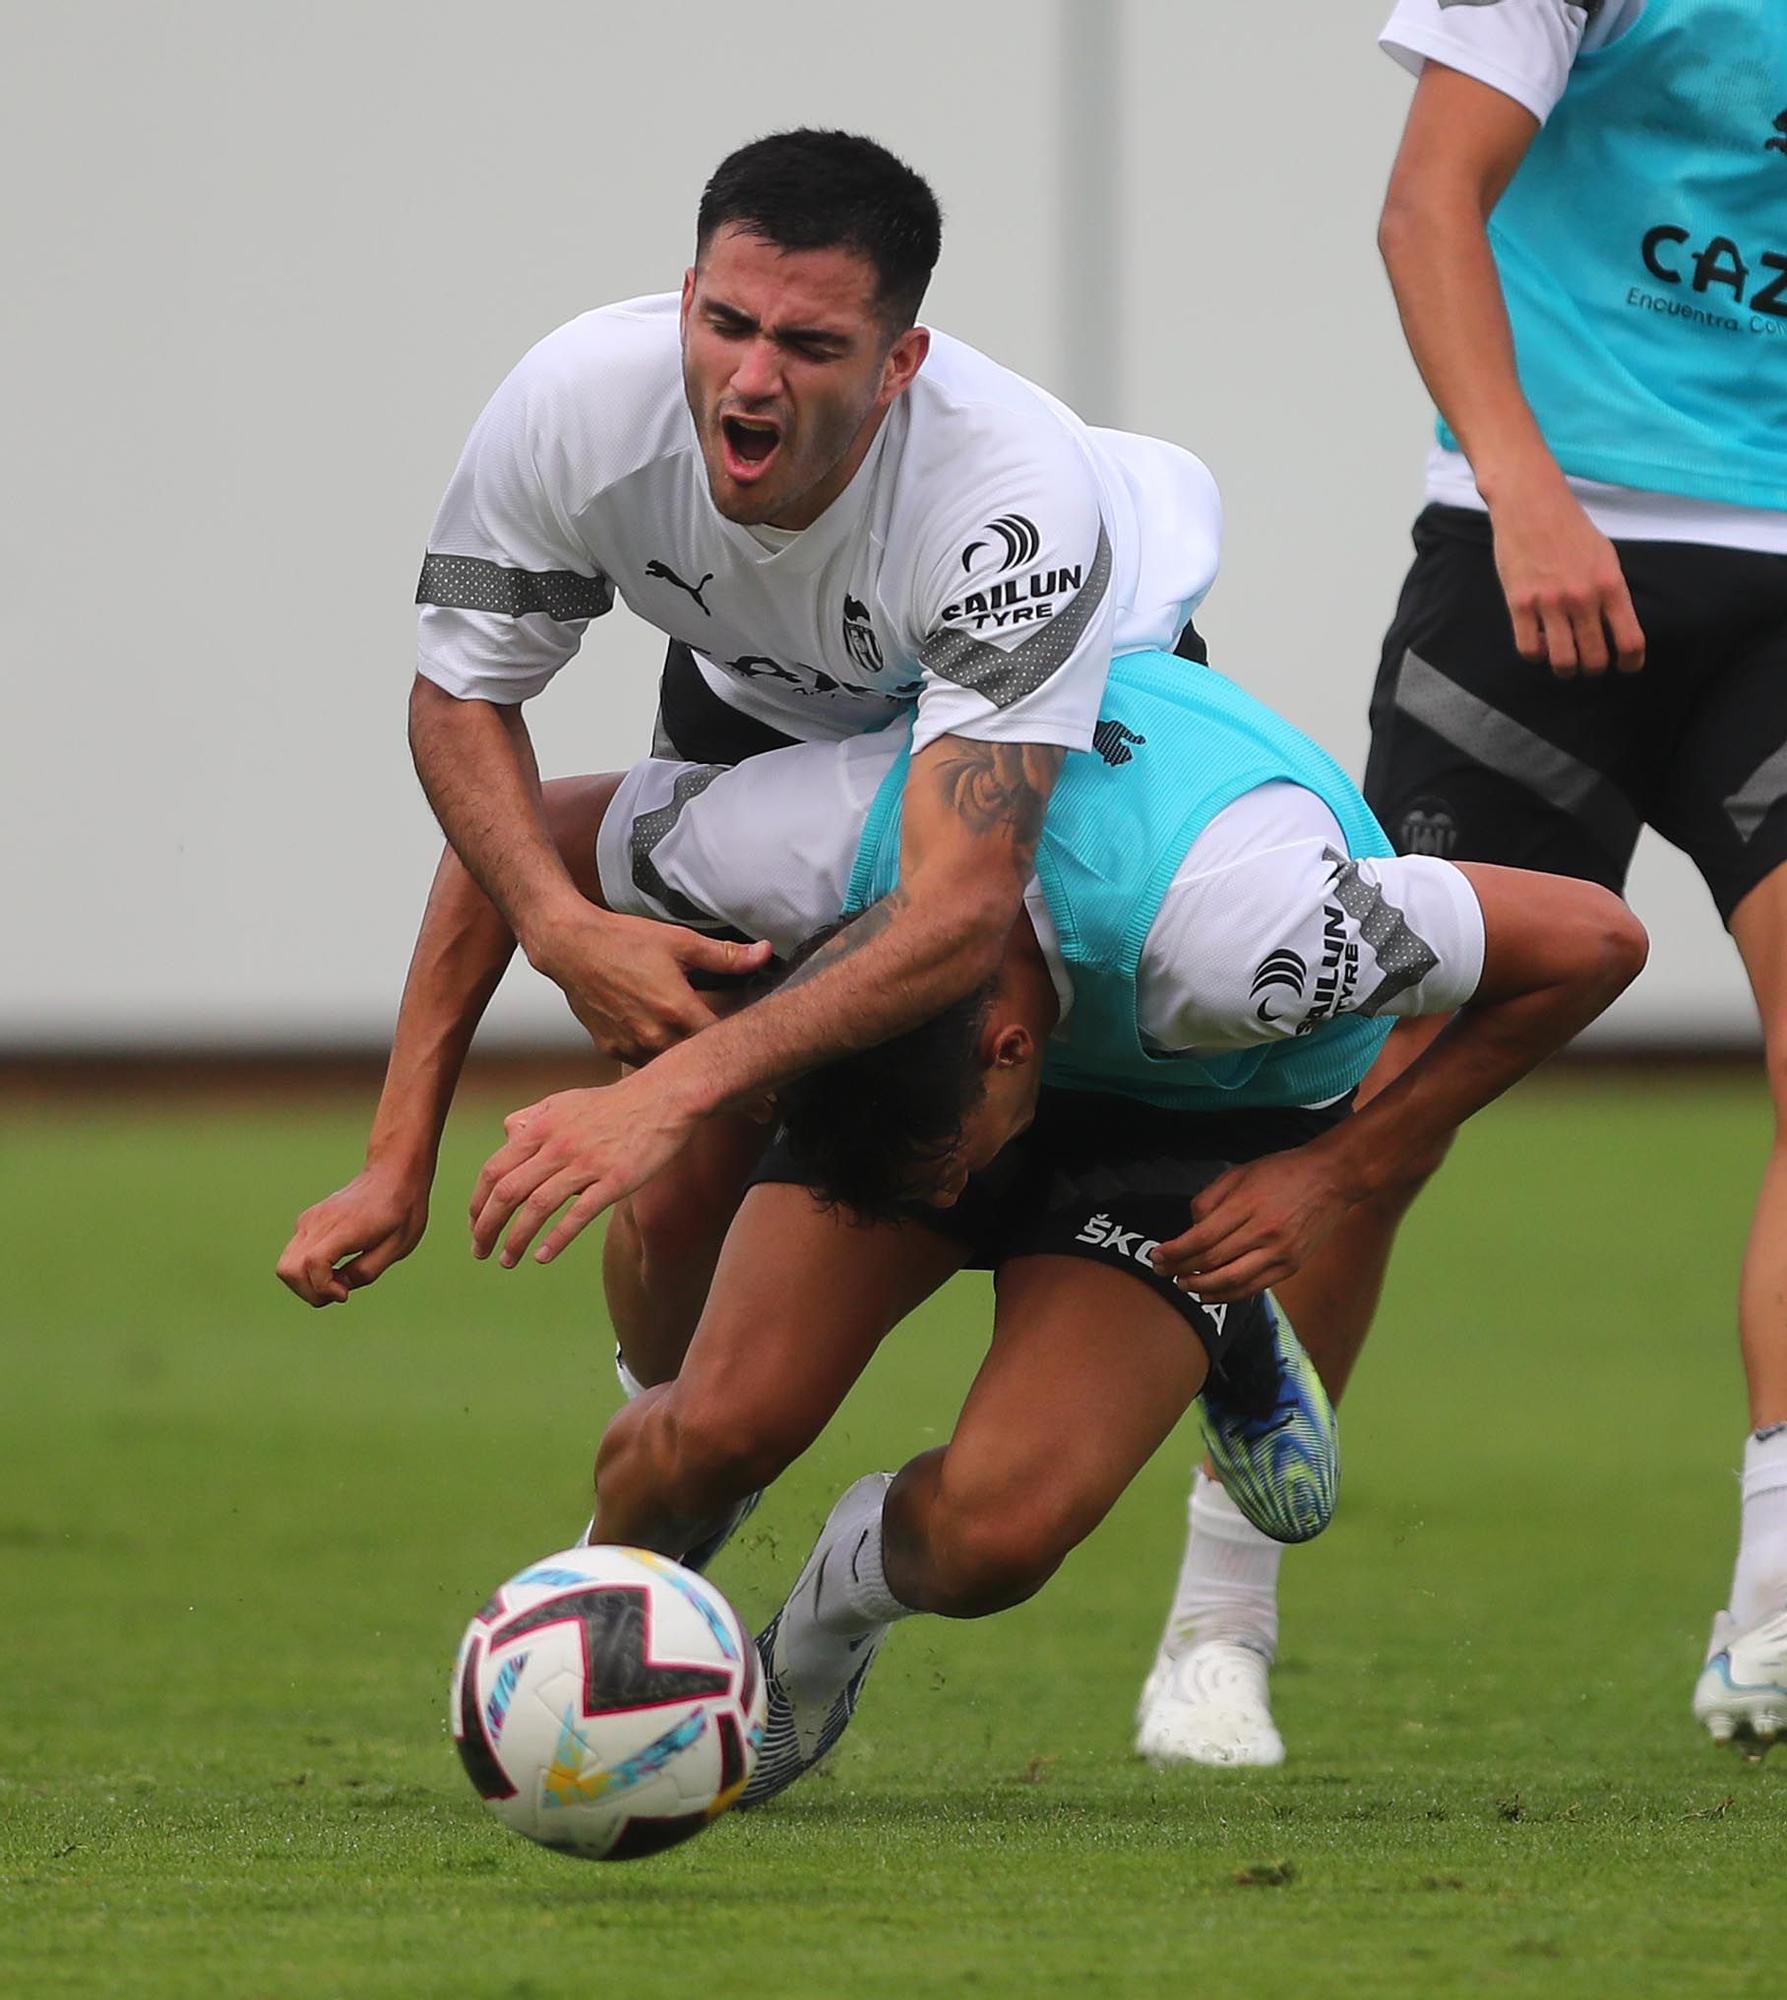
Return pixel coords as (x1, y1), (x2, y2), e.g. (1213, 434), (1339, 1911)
(720, 414), (782, 478)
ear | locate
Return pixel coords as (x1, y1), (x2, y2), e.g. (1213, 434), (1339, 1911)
(986, 1021), (1035, 1072)
(878, 325), (929, 406)
(679, 265), (697, 335)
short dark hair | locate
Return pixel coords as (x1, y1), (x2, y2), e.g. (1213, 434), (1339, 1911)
(773, 917), (994, 1221)
(696, 130), (943, 329)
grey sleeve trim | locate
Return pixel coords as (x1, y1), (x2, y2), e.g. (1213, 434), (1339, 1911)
(919, 523), (1112, 709)
(1322, 847), (1441, 1016)
(631, 765), (727, 923)
(416, 552), (613, 622)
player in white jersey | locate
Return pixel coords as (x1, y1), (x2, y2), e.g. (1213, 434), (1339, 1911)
(406, 128), (1220, 1401)
(1143, 0), (1787, 1768)
(281, 659), (1644, 1803)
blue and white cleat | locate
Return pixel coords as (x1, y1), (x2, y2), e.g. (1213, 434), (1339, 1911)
(1693, 1606), (1787, 1759)
(738, 1473), (893, 1808)
(1199, 1293), (1338, 1545)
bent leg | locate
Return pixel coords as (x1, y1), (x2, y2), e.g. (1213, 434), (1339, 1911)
(594, 1184), (963, 1557)
(1716, 865), (1787, 1651)
(1147, 1018), (1454, 1763)
(742, 1258), (1210, 1807)
(883, 1257), (1210, 1618)
(602, 1113), (770, 1386)
(1731, 863), (1787, 1434)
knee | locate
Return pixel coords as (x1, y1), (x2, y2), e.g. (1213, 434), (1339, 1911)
(615, 1153), (746, 1274)
(909, 1482), (1090, 1619)
(656, 1388), (801, 1507)
(615, 1182), (707, 1274)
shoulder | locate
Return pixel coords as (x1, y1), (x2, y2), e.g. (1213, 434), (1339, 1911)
(892, 332), (1103, 581)
(904, 330), (1092, 474)
(472, 295), (692, 494)
(1378, 0), (1623, 125)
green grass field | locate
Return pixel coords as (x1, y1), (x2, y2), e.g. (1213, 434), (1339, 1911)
(2, 1076), (1782, 1998)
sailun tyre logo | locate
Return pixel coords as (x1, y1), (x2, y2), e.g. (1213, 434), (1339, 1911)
(961, 514), (1041, 575)
(1251, 948), (1308, 1025)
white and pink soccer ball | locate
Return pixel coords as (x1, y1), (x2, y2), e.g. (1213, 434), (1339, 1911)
(450, 1544), (765, 1860)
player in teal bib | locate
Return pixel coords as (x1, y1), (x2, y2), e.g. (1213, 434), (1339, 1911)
(1193, 0), (1787, 1774)
(280, 629), (1648, 1799)
(844, 650), (1398, 1117)
(1461, 0), (1787, 510)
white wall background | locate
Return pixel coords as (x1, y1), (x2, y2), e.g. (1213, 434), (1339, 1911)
(0, 0), (1760, 1050)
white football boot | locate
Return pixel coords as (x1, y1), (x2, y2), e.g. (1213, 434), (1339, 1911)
(1693, 1605), (1787, 1758)
(740, 1473), (895, 1808)
(1136, 1639), (1285, 1768)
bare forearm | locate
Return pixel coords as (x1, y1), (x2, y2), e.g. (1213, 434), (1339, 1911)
(644, 732), (1060, 1116)
(365, 848), (519, 1175)
(647, 880), (1011, 1118)
(1379, 188), (1560, 502)
(1315, 952), (1640, 1205)
(407, 676), (587, 958)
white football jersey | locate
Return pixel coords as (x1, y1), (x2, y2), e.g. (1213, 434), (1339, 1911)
(594, 738), (1486, 1067)
(417, 294), (1221, 755)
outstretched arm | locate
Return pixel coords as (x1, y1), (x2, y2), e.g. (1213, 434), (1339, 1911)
(1151, 865), (1648, 1299)
(468, 733), (1064, 1267)
(276, 775), (623, 1306)
(1380, 61), (1644, 674)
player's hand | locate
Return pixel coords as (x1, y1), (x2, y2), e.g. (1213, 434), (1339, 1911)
(1150, 1148), (1354, 1303)
(468, 1075), (697, 1269)
(276, 1162), (431, 1307)
(1487, 479), (1645, 677)
(528, 906), (773, 1067)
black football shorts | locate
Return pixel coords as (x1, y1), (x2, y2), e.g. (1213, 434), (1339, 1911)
(752, 1087), (1349, 1382)
(1363, 505), (1787, 922)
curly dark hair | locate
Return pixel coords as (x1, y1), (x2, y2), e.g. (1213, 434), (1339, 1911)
(772, 917), (996, 1221)
(697, 130), (943, 329)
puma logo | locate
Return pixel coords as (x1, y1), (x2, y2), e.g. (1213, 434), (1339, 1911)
(645, 559), (714, 615)
(1769, 110), (1787, 157)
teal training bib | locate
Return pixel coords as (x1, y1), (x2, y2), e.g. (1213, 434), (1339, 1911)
(1447, 0), (1787, 509)
(846, 651), (1395, 1114)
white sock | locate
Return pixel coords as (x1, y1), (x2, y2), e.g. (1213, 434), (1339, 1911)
(811, 1492), (912, 1638)
(1728, 1423), (1787, 1629)
(1157, 1469), (1283, 1663)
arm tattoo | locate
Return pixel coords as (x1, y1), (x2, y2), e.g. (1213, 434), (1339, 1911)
(779, 887), (911, 996)
(925, 741), (1064, 862)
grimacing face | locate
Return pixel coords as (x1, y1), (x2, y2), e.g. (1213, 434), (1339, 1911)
(680, 224), (927, 529)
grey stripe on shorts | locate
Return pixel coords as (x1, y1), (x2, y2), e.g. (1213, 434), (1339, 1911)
(1393, 648), (1640, 857)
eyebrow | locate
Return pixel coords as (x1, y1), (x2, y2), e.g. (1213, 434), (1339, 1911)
(703, 296), (854, 349)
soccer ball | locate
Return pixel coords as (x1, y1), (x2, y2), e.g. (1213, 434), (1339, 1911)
(449, 1543), (765, 1861)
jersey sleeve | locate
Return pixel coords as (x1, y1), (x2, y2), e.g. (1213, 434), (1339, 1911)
(595, 732), (903, 959)
(905, 424), (1116, 757)
(415, 337), (614, 705)
(1139, 787), (1487, 1052)
(1378, 0), (1625, 126)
